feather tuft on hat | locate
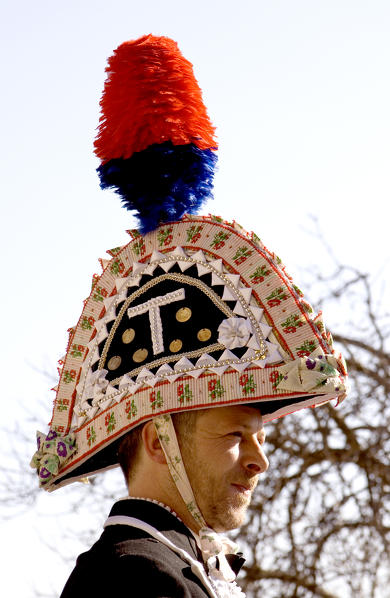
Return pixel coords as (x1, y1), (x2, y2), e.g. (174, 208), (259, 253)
(94, 34), (218, 233)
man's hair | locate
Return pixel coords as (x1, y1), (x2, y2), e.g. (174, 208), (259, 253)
(117, 422), (145, 485)
(117, 410), (200, 486)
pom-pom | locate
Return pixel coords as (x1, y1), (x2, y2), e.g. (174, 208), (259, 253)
(95, 34), (217, 163)
(98, 142), (217, 234)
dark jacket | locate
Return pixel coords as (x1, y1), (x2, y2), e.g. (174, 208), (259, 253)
(60, 498), (211, 597)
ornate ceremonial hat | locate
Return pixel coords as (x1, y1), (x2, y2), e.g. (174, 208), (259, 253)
(31, 35), (348, 491)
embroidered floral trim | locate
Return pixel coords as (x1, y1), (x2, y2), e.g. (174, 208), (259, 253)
(125, 399), (137, 419)
(186, 224), (203, 243)
(30, 430), (76, 486)
(296, 340), (317, 357)
(150, 389), (164, 410)
(177, 383), (193, 404)
(208, 378), (225, 400)
(239, 373), (256, 395)
(86, 425), (96, 446)
(249, 264), (271, 284)
(158, 227), (174, 247)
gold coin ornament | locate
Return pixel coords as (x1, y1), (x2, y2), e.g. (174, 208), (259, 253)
(122, 328), (135, 344)
(176, 307), (192, 322)
(107, 355), (122, 370)
(133, 348), (148, 363)
(169, 339), (183, 353)
(197, 328), (211, 342)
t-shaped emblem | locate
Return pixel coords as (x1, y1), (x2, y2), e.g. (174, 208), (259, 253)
(127, 288), (186, 355)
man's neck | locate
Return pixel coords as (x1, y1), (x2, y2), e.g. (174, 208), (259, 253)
(128, 490), (201, 534)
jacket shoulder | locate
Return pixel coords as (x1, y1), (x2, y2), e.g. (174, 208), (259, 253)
(60, 530), (209, 598)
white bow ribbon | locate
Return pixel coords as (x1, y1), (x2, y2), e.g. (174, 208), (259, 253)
(198, 527), (239, 582)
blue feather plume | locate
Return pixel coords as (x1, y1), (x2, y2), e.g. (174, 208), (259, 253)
(97, 141), (217, 234)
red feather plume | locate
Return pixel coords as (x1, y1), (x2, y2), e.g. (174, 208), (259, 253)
(94, 34), (217, 164)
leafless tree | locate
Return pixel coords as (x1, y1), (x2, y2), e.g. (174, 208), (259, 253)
(236, 263), (390, 597)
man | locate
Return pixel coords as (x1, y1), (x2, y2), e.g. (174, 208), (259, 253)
(61, 406), (268, 596)
(31, 35), (348, 597)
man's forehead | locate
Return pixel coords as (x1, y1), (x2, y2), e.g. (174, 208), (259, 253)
(197, 405), (264, 430)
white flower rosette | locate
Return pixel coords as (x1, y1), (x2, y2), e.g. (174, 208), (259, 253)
(218, 317), (251, 350)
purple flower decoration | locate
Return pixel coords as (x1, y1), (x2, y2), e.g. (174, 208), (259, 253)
(306, 358), (316, 370)
(30, 429), (77, 487)
(57, 442), (67, 458)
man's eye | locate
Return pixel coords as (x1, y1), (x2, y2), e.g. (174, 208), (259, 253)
(230, 431), (243, 438)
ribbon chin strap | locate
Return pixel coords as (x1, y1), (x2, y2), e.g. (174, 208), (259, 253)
(153, 414), (207, 529)
(153, 414), (241, 583)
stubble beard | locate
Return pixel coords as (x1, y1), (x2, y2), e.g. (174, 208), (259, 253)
(210, 489), (252, 532)
(179, 431), (258, 532)
(191, 466), (258, 532)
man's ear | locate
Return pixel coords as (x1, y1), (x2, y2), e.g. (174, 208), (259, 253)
(141, 421), (167, 464)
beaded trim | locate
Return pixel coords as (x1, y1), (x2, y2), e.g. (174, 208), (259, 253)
(123, 496), (184, 523)
(111, 343), (226, 385)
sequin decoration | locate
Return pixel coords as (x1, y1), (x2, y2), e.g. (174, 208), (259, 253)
(122, 328), (135, 344)
(169, 339), (183, 353)
(133, 348), (148, 363)
(197, 328), (211, 342)
(176, 307), (192, 322)
(107, 356), (122, 370)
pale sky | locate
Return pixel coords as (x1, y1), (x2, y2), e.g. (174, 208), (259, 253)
(1, 0), (390, 595)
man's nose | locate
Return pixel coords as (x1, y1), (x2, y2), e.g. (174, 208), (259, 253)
(244, 439), (269, 474)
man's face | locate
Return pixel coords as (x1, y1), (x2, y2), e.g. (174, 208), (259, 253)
(180, 405), (268, 532)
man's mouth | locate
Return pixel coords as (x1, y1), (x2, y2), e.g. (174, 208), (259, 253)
(231, 483), (252, 495)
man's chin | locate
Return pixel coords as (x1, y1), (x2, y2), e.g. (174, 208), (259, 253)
(214, 514), (246, 532)
(212, 502), (249, 532)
